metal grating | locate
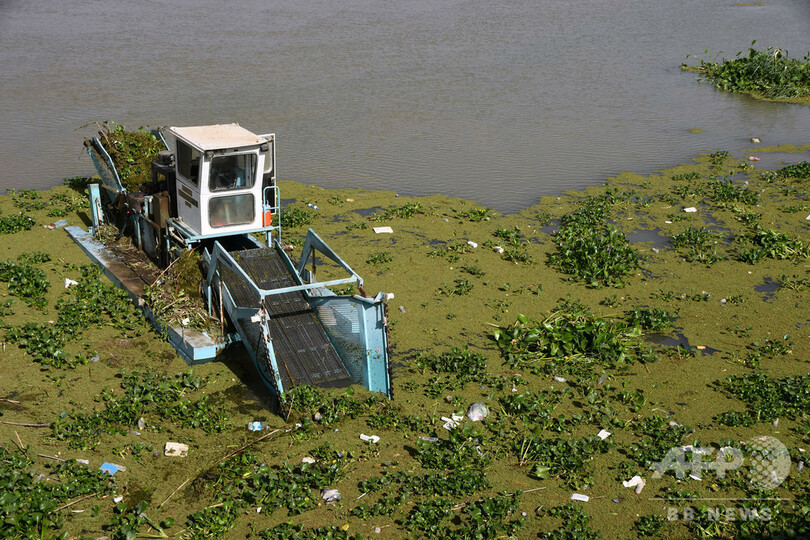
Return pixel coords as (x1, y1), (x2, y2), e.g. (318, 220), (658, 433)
(224, 247), (353, 390)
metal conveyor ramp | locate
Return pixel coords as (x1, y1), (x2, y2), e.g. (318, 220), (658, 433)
(226, 247), (354, 390)
(204, 229), (392, 398)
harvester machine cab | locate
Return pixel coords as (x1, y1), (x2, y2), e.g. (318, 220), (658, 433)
(164, 124), (277, 239)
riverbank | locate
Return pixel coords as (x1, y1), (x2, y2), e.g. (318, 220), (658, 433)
(0, 144), (809, 538)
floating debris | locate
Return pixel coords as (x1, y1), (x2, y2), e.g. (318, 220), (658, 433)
(321, 488), (341, 503)
(623, 475), (646, 494)
(373, 226), (393, 234)
(570, 493), (590, 502)
(164, 442), (189, 457)
(442, 414), (464, 430)
(99, 462), (125, 475)
(360, 433), (380, 443)
(467, 402), (488, 421)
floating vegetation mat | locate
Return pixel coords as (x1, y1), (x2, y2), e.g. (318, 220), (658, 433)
(1, 145), (810, 538)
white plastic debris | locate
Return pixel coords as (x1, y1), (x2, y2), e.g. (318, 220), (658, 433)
(623, 475), (646, 494)
(805, 215), (810, 221)
(76, 459), (90, 465)
(321, 488), (341, 503)
(137, 417), (146, 430)
(64, 278), (78, 288)
(421, 436), (439, 442)
(302, 457), (316, 464)
(689, 474), (702, 481)
(114, 496), (124, 503)
(597, 429), (611, 440)
(441, 415), (464, 430)
(250, 313), (262, 323)
(360, 433), (380, 444)
(373, 226), (393, 234)
(467, 241), (478, 248)
(248, 421), (262, 431)
(399, 306), (406, 313)
(751, 137), (761, 143)
(466, 402), (488, 422)
(684, 207), (697, 213)
(494, 246), (505, 254)
(181, 317), (190, 326)
(164, 442), (189, 457)
(553, 376), (568, 383)
(571, 493), (590, 502)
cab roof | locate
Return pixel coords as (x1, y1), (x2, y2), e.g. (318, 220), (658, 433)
(168, 124), (265, 151)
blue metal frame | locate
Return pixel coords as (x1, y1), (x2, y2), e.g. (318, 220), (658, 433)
(202, 229), (392, 398)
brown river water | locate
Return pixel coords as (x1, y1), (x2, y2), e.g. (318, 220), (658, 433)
(1, 0), (809, 212)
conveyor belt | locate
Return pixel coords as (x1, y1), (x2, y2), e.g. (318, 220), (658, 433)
(223, 247), (354, 390)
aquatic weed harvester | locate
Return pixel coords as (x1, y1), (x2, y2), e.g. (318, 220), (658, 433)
(69, 123), (392, 401)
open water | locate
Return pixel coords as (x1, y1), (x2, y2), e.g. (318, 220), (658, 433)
(1, 0), (809, 211)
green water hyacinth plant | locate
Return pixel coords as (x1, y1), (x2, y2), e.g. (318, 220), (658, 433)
(737, 228), (809, 263)
(548, 194), (639, 287)
(683, 42), (810, 99)
(492, 299), (642, 368)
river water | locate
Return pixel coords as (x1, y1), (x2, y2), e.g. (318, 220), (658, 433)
(1, 0), (808, 212)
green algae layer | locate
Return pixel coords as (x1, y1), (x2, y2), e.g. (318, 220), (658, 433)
(1, 145), (810, 539)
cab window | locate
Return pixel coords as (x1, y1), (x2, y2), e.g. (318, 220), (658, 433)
(209, 194), (255, 228)
(209, 154), (256, 192)
(176, 140), (200, 186)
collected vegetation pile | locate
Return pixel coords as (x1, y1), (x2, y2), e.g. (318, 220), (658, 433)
(143, 248), (217, 334)
(87, 121), (164, 192)
(683, 42), (810, 101)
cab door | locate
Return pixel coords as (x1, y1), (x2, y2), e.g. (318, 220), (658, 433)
(174, 138), (203, 233)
